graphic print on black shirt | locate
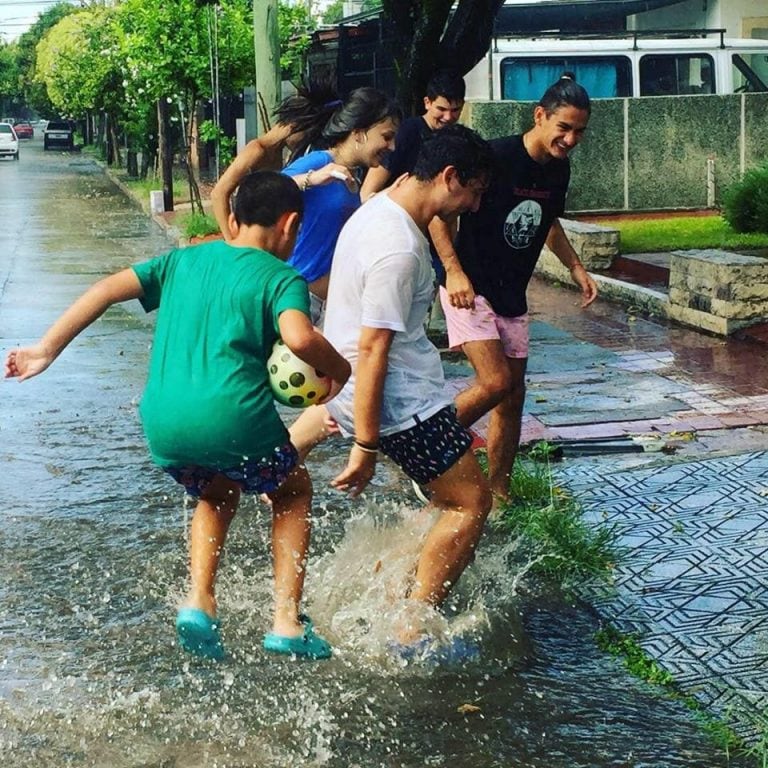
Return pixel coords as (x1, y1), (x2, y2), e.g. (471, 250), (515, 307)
(452, 135), (571, 318)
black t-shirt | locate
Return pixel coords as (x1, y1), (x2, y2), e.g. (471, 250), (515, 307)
(452, 135), (570, 318)
(384, 116), (434, 179)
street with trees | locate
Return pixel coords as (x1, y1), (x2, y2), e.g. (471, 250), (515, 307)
(0, 0), (510, 206)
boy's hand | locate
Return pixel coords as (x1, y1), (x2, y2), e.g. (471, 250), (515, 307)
(319, 377), (346, 404)
(331, 445), (377, 497)
(5, 345), (54, 381)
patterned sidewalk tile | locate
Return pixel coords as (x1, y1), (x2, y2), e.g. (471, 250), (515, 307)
(558, 451), (768, 741)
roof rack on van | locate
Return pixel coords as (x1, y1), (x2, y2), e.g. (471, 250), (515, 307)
(491, 28), (727, 51)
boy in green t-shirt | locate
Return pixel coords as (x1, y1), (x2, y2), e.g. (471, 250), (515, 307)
(4, 171), (350, 662)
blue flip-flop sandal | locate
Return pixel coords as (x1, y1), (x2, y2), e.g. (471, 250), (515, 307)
(176, 607), (226, 661)
(263, 614), (332, 660)
(390, 635), (480, 666)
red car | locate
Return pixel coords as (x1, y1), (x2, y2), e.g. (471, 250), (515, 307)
(13, 121), (34, 139)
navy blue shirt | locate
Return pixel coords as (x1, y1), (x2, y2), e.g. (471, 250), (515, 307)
(385, 116), (445, 280)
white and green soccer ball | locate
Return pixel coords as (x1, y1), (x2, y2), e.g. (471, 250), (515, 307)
(267, 339), (331, 408)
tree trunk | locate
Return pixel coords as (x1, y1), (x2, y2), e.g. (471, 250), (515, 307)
(183, 96), (204, 216)
(127, 149), (138, 178)
(157, 98), (174, 213)
(380, 0), (507, 115)
(109, 119), (122, 168)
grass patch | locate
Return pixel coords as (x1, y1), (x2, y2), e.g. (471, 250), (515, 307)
(487, 444), (617, 587)
(611, 215), (768, 253)
(595, 624), (753, 760)
(181, 211), (220, 239)
(117, 172), (194, 210)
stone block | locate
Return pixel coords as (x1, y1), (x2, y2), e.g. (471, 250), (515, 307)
(536, 218), (619, 283)
(667, 249), (768, 332)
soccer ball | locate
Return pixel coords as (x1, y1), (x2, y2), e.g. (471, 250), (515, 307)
(267, 339), (331, 408)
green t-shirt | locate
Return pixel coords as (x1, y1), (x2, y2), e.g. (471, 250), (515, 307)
(132, 240), (310, 468)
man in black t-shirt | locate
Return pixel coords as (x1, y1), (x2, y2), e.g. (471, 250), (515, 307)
(432, 75), (599, 504)
(361, 70), (465, 199)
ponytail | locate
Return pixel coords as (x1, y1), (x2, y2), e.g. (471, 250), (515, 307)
(539, 71), (591, 115)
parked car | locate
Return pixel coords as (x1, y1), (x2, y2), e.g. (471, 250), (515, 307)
(0, 123), (19, 160)
(43, 120), (74, 151)
(13, 121), (34, 139)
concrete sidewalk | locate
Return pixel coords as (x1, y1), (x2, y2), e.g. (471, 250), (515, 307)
(444, 276), (768, 744)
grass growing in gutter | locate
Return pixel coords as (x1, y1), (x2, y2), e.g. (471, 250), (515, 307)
(487, 443), (617, 587)
(609, 215), (768, 254)
(595, 624), (753, 761)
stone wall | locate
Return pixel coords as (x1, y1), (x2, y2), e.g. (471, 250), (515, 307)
(464, 93), (768, 213)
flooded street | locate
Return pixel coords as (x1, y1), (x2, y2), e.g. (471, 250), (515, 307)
(0, 140), (751, 766)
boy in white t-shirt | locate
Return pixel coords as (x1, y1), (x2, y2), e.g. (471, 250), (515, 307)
(292, 125), (495, 642)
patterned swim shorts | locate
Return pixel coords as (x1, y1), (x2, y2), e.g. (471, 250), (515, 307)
(164, 442), (299, 497)
(380, 406), (472, 485)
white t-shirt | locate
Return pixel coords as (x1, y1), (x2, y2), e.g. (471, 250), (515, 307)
(324, 193), (452, 436)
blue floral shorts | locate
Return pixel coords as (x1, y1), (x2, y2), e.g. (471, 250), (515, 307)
(380, 406), (472, 485)
(164, 442), (299, 497)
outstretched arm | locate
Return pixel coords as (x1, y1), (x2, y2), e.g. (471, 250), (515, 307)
(360, 165), (391, 201)
(429, 217), (476, 310)
(546, 219), (598, 307)
(5, 269), (144, 382)
(210, 123), (292, 240)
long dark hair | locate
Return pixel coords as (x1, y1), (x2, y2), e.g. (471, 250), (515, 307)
(273, 77), (342, 162)
(321, 87), (402, 146)
(539, 71), (591, 115)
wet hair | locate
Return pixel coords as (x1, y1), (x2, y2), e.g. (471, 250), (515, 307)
(538, 71), (591, 115)
(273, 76), (342, 161)
(320, 87), (402, 146)
(411, 124), (494, 186)
(425, 69), (466, 103)
(232, 171), (304, 227)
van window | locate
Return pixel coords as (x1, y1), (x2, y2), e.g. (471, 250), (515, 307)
(731, 53), (768, 92)
(639, 54), (714, 95)
(500, 56), (632, 99)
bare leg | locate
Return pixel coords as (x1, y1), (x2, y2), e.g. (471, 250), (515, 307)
(485, 357), (527, 500)
(288, 404), (334, 463)
(453, 339), (511, 429)
(185, 474), (241, 618)
(267, 464), (313, 637)
(410, 450), (492, 607)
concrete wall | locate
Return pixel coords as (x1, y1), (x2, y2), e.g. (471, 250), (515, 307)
(464, 93), (768, 213)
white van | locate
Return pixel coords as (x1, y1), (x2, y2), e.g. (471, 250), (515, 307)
(464, 29), (768, 101)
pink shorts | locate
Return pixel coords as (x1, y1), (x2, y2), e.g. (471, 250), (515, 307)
(439, 287), (529, 359)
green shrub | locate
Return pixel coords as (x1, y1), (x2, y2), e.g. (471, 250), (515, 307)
(722, 164), (768, 233)
(182, 211), (220, 239)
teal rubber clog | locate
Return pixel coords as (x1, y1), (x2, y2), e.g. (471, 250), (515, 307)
(176, 607), (226, 661)
(263, 614), (332, 660)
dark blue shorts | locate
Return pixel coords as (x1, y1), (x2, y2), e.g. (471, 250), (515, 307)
(380, 406), (472, 485)
(164, 442), (299, 497)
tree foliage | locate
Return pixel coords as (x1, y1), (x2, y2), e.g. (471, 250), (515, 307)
(16, 2), (78, 116)
(380, 0), (506, 114)
(279, 1), (315, 83)
(0, 41), (22, 113)
(35, 7), (123, 118)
